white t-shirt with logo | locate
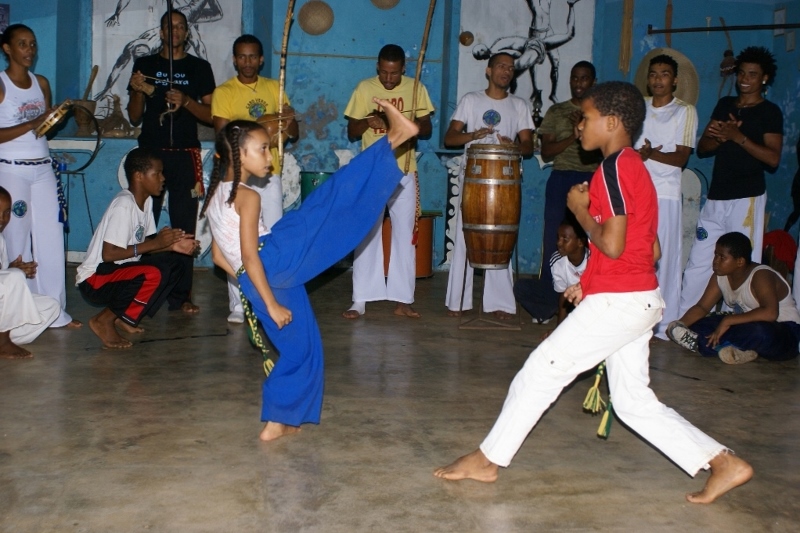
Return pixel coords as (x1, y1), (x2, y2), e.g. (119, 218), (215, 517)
(551, 250), (589, 293)
(76, 190), (155, 284)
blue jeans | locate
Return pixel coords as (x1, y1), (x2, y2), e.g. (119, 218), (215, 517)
(690, 314), (800, 361)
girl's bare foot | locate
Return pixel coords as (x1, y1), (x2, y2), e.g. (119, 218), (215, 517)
(0, 332), (32, 359)
(342, 309), (362, 319)
(434, 449), (499, 483)
(394, 303), (420, 318)
(492, 311), (515, 320)
(686, 451), (753, 504)
(58, 319), (82, 329)
(89, 309), (133, 350)
(447, 309), (469, 317)
(115, 318), (144, 334)
(372, 97), (420, 147)
(259, 422), (301, 442)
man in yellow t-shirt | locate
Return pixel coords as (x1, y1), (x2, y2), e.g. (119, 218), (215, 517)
(211, 34), (299, 324)
(342, 44), (434, 320)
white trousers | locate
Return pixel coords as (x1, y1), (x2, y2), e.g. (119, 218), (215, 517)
(228, 175), (283, 313)
(0, 268), (60, 344)
(654, 198), (682, 339)
(445, 181), (515, 313)
(679, 195), (765, 317)
(480, 289), (725, 475)
(350, 171), (417, 305)
(0, 162), (72, 326)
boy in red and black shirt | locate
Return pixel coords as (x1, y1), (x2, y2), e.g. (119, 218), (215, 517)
(435, 82), (753, 504)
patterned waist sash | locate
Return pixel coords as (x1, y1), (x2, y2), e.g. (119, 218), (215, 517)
(235, 241), (275, 376)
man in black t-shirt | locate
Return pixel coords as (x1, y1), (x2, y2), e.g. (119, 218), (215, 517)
(127, 10), (215, 314)
(679, 46), (783, 318)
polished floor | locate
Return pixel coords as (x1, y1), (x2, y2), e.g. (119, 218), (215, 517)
(1, 267), (798, 532)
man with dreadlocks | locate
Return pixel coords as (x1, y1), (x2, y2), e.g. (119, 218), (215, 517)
(679, 46), (782, 317)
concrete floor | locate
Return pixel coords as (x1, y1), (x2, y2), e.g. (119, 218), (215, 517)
(1, 266), (798, 532)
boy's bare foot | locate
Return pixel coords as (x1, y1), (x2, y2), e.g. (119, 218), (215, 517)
(492, 311), (515, 320)
(115, 318), (144, 334)
(56, 319), (82, 329)
(394, 303), (420, 318)
(89, 309), (133, 350)
(686, 451), (753, 504)
(373, 97), (420, 147)
(342, 309), (362, 319)
(434, 449), (499, 482)
(259, 421), (301, 442)
(447, 309), (465, 317)
(181, 301), (200, 314)
(0, 332), (32, 359)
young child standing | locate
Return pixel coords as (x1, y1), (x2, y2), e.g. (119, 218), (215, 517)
(434, 82), (753, 504)
(201, 98), (419, 441)
(0, 185), (59, 358)
(76, 148), (199, 349)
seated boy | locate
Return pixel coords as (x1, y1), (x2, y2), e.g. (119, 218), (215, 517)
(76, 148), (199, 349)
(0, 186), (60, 359)
(667, 231), (800, 364)
(513, 215), (589, 329)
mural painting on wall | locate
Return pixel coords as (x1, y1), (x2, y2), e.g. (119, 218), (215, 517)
(91, 0), (238, 126)
(443, 0), (594, 266)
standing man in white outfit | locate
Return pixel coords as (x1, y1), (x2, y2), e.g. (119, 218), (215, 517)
(634, 54), (697, 339)
(342, 44), (434, 319)
(444, 53), (534, 318)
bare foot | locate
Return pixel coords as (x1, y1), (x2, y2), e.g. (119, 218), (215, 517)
(447, 309), (466, 317)
(259, 421), (301, 442)
(492, 311), (515, 320)
(115, 318), (144, 334)
(0, 332), (32, 359)
(394, 303), (420, 318)
(89, 309), (133, 350)
(61, 319), (82, 329)
(434, 449), (499, 482)
(181, 301), (200, 314)
(342, 309), (362, 319)
(686, 451), (753, 504)
(373, 97), (420, 147)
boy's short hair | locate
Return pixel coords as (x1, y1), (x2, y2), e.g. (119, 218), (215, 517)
(0, 185), (10, 201)
(735, 46), (777, 85)
(571, 60), (596, 80)
(233, 34), (263, 57)
(583, 81), (645, 138)
(378, 44), (406, 65)
(123, 148), (159, 185)
(560, 213), (588, 245)
(717, 232), (753, 263)
(649, 54), (678, 77)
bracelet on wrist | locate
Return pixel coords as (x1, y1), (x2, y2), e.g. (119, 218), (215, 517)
(739, 136), (747, 145)
(133, 243), (138, 258)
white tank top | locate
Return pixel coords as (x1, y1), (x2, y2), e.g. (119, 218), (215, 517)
(717, 264), (800, 323)
(0, 71), (50, 159)
(205, 181), (269, 274)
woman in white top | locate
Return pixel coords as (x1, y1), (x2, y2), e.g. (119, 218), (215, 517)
(0, 24), (78, 327)
(201, 98), (419, 442)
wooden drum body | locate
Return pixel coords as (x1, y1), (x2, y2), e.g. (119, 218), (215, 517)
(462, 144), (521, 269)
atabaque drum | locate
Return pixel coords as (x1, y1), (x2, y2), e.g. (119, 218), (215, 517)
(461, 143), (522, 269)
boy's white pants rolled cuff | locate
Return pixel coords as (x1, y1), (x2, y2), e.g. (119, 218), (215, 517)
(480, 289), (725, 476)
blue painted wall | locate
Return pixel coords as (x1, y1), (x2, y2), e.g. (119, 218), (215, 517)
(10, 0), (800, 272)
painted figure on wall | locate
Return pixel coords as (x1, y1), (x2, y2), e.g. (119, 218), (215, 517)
(472, 0), (580, 116)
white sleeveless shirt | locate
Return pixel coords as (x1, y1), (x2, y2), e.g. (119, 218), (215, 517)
(0, 71), (50, 159)
(717, 264), (800, 324)
(205, 181), (269, 274)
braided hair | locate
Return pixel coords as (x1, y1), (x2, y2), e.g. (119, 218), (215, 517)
(199, 120), (265, 219)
